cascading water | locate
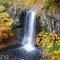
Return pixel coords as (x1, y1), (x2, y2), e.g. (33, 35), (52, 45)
(1, 9), (42, 60)
(21, 9), (36, 52)
(15, 9), (41, 60)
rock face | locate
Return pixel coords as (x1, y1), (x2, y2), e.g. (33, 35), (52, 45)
(7, 8), (27, 29)
(7, 7), (60, 35)
(41, 16), (60, 34)
(7, 8), (22, 26)
(39, 10), (60, 34)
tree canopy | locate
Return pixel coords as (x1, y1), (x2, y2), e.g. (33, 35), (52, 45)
(0, 0), (60, 12)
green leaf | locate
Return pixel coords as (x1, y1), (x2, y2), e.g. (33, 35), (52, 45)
(0, 5), (6, 12)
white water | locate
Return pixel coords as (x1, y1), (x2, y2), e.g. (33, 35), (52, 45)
(22, 9), (36, 52)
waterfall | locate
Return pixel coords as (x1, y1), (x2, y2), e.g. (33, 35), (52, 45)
(1, 9), (42, 60)
(21, 9), (36, 52)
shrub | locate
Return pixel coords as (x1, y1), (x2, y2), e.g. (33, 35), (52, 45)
(36, 31), (60, 60)
(0, 12), (14, 41)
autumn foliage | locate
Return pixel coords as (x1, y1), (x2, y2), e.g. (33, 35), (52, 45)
(0, 12), (14, 41)
(36, 31), (60, 60)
